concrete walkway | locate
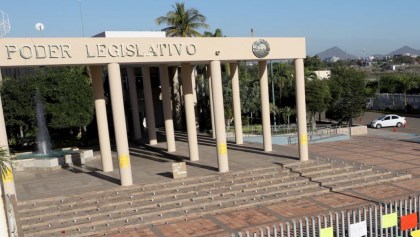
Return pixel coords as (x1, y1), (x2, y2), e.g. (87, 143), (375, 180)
(13, 130), (420, 236)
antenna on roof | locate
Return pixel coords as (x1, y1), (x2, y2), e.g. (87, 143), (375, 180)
(0, 10), (11, 37)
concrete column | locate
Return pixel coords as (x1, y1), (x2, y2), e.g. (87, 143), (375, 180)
(0, 69), (16, 197)
(181, 63), (199, 161)
(159, 64), (176, 152)
(0, 182), (8, 237)
(210, 60), (229, 172)
(192, 67), (197, 104)
(230, 63), (243, 145)
(90, 66), (113, 172)
(107, 63), (133, 186)
(170, 67), (183, 130)
(259, 61), (272, 152)
(0, 69), (11, 236)
(207, 65), (216, 139)
(141, 66), (157, 145)
(126, 67), (142, 140)
(294, 58), (309, 161)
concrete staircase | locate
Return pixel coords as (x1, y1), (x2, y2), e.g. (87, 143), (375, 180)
(284, 158), (412, 192)
(17, 158), (411, 236)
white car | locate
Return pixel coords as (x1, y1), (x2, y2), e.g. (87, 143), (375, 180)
(370, 114), (406, 129)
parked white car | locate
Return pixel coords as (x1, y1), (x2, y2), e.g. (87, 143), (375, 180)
(370, 114), (406, 129)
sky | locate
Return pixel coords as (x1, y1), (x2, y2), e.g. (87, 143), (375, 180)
(1, 0), (420, 56)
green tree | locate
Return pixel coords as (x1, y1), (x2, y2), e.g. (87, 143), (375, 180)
(203, 28), (223, 37)
(306, 77), (331, 129)
(326, 67), (366, 126)
(304, 55), (325, 71)
(279, 106), (295, 129)
(155, 2), (209, 37)
(156, 2), (209, 130)
(272, 62), (294, 107)
(40, 67), (94, 130)
(397, 74), (418, 106)
(380, 74), (399, 94)
(380, 74), (400, 107)
(392, 55), (415, 65)
(239, 63), (260, 125)
(1, 76), (38, 143)
(1, 67), (94, 148)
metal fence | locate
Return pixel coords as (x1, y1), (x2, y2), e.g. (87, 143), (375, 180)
(232, 195), (420, 237)
(368, 93), (420, 111)
(228, 124), (348, 137)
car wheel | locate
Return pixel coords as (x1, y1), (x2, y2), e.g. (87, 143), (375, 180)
(376, 124), (382, 129)
(396, 122), (402, 127)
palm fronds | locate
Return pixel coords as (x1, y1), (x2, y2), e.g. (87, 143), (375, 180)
(0, 147), (13, 179)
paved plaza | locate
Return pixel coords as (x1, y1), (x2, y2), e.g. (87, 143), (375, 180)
(13, 129), (420, 236)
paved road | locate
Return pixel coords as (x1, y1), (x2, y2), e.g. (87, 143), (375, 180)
(355, 111), (420, 135)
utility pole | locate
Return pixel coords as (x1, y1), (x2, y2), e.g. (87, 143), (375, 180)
(271, 60), (276, 129)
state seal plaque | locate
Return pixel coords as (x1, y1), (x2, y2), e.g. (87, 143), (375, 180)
(252, 39), (270, 58)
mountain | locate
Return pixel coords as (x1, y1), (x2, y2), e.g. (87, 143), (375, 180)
(316, 46), (358, 61)
(387, 46), (420, 56)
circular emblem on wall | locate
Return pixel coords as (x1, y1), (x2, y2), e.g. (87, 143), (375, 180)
(252, 39), (270, 58)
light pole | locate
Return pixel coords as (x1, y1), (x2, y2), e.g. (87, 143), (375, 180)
(78, 0), (85, 37)
(378, 77), (381, 110)
(270, 60), (276, 129)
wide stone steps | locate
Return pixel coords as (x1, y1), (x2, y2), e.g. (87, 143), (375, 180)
(300, 165), (365, 177)
(24, 185), (328, 237)
(312, 167), (372, 180)
(331, 173), (412, 191)
(19, 166), (318, 236)
(286, 158), (412, 192)
(17, 159), (412, 237)
(312, 168), (376, 184)
(22, 182), (322, 234)
(18, 165), (286, 209)
(19, 172), (302, 223)
(18, 167), (292, 217)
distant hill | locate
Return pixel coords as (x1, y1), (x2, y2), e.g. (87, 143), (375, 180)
(316, 46), (358, 61)
(387, 46), (420, 56)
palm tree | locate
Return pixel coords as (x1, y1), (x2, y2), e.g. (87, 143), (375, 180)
(156, 3), (209, 130)
(0, 147), (12, 178)
(280, 106), (295, 131)
(155, 2), (209, 37)
(203, 28), (223, 37)
(398, 74), (418, 107)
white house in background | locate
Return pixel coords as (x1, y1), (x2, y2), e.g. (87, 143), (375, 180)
(93, 31), (166, 38)
(324, 56), (340, 63)
(313, 70), (331, 80)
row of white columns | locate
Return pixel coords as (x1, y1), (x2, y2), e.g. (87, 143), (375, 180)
(0, 59), (308, 190)
(0, 59), (308, 236)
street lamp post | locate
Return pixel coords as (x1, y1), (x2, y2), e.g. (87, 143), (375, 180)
(378, 77), (381, 110)
(270, 60), (276, 130)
